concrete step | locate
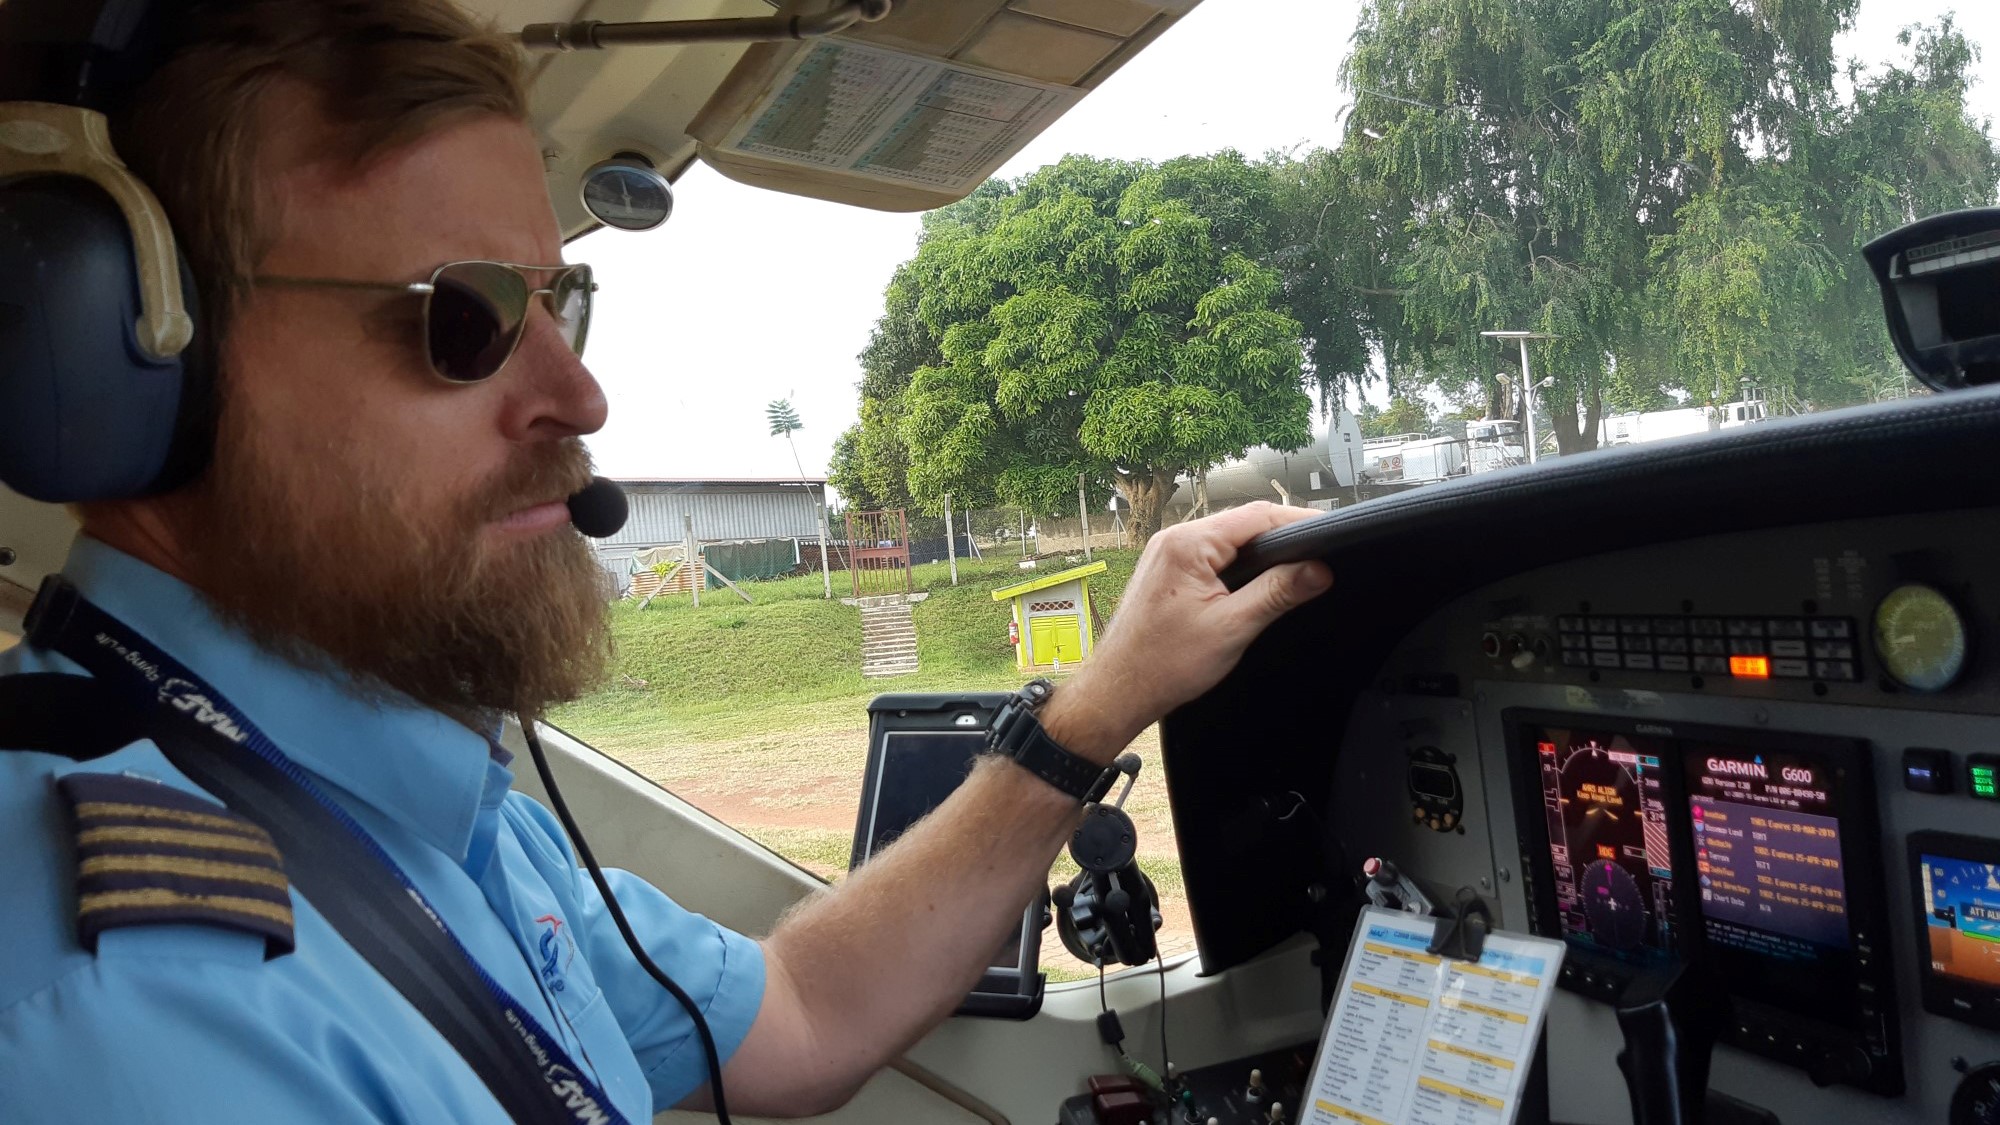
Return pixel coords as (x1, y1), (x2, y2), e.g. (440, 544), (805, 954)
(866, 631), (916, 644)
(864, 646), (919, 659)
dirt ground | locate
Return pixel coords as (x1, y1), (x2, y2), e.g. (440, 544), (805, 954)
(606, 723), (1199, 971)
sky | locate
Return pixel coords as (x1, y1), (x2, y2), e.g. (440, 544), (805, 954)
(570, 0), (2000, 485)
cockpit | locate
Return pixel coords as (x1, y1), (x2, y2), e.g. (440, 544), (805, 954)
(9, 3), (2000, 1125)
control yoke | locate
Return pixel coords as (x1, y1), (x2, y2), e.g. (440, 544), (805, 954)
(1614, 962), (1728, 1125)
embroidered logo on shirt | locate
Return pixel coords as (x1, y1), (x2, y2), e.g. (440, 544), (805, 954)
(57, 772), (294, 957)
(535, 914), (574, 993)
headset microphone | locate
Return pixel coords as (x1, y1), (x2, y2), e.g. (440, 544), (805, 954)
(565, 476), (627, 538)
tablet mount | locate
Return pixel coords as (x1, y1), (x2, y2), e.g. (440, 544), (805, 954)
(1054, 753), (1165, 968)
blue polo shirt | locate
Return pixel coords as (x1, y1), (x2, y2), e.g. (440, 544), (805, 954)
(0, 537), (766, 1122)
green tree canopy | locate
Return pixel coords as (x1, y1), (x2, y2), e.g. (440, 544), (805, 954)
(1285, 2), (1996, 450)
(842, 153), (1312, 542)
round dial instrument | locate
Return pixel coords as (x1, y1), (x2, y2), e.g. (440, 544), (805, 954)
(1873, 583), (1968, 692)
(580, 157), (674, 232)
(1952, 1061), (2000, 1125)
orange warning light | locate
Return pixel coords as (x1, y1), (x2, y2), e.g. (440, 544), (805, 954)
(1729, 655), (1771, 679)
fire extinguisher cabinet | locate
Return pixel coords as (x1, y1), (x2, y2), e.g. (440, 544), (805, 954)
(991, 561), (1106, 672)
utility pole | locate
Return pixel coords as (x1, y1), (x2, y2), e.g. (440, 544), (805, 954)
(1077, 473), (1091, 561)
(1020, 510), (1028, 558)
(683, 514), (700, 609)
(1483, 330), (1558, 463)
(944, 492), (958, 585)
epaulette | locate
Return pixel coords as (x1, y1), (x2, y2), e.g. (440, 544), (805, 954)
(57, 773), (295, 958)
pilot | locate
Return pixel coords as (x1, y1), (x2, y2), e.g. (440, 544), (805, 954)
(0, 2), (1333, 1120)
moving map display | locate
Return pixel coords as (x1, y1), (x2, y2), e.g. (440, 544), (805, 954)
(1531, 726), (1678, 963)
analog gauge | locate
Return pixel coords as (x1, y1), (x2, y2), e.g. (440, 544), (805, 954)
(1873, 583), (1969, 692)
(1581, 859), (1649, 951)
(1952, 1061), (2000, 1125)
(580, 155), (674, 232)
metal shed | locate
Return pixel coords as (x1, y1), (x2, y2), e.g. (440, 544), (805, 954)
(592, 478), (828, 594)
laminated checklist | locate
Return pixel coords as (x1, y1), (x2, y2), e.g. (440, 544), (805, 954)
(1301, 907), (1565, 1125)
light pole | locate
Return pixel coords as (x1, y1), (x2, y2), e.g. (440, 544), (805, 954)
(1483, 330), (1557, 462)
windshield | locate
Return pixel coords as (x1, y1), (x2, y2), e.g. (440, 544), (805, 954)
(553, 0), (2000, 977)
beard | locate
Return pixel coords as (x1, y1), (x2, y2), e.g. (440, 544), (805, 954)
(171, 413), (612, 727)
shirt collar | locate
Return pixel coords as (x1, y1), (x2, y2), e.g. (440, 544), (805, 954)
(53, 537), (496, 861)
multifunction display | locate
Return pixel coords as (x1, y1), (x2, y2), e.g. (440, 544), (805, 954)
(1531, 726), (1676, 963)
(1688, 746), (1850, 959)
(1510, 712), (1902, 1094)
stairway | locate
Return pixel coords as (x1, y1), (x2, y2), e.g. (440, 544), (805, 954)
(858, 594), (921, 678)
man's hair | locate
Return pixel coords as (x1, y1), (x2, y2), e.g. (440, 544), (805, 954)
(114, 0), (529, 358)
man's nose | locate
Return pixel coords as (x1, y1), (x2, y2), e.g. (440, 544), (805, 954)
(499, 311), (609, 440)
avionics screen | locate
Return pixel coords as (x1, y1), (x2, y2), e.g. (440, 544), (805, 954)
(859, 731), (1021, 970)
(1921, 854), (2000, 988)
(1530, 725), (1678, 963)
(1684, 742), (1857, 1023)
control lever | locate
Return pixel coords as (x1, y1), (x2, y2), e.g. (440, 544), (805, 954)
(1615, 962), (1728, 1125)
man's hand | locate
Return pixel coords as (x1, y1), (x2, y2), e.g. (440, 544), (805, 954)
(1041, 502), (1333, 761)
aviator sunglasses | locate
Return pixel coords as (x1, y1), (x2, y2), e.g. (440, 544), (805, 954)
(257, 260), (595, 383)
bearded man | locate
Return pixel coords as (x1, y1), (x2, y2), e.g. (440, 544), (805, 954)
(0, 2), (1333, 1120)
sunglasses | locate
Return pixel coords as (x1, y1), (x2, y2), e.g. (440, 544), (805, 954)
(256, 260), (595, 383)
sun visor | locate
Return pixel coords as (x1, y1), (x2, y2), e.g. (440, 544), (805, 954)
(1864, 207), (2000, 392)
(686, 0), (1199, 212)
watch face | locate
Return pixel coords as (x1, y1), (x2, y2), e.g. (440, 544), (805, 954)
(581, 163), (673, 231)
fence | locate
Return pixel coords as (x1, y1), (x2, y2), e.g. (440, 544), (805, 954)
(962, 507), (1128, 558)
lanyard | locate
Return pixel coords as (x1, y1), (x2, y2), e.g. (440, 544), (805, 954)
(25, 577), (633, 1125)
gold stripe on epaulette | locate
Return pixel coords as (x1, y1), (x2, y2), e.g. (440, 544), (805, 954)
(79, 887), (295, 927)
(73, 800), (270, 837)
(79, 854), (290, 890)
(78, 825), (283, 861)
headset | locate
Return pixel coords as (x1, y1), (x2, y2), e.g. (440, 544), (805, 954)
(0, 0), (215, 503)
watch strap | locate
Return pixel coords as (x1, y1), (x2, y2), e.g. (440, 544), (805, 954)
(989, 689), (1115, 803)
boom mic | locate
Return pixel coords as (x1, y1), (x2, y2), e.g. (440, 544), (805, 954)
(566, 476), (628, 538)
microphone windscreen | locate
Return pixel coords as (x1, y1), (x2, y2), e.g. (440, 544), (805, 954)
(566, 476), (628, 539)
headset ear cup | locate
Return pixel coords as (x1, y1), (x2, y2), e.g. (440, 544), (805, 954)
(144, 250), (215, 494)
(0, 175), (203, 502)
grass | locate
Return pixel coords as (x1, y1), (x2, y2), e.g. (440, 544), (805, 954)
(549, 549), (1144, 747)
(549, 546), (1191, 981)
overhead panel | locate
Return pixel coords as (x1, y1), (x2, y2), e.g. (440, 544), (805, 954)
(686, 0), (1201, 211)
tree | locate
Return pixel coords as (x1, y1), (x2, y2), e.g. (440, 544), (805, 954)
(1358, 397), (1432, 439)
(855, 153), (1312, 543)
(1297, 1), (1995, 450)
(767, 398), (832, 598)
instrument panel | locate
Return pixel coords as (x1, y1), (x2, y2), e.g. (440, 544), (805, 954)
(1331, 508), (2000, 1123)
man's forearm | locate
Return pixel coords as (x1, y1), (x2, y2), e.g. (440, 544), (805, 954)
(755, 686), (1131, 1106)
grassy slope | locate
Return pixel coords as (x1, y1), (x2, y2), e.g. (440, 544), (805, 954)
(550, 550), (1143, 747)
(549, 548), (1167, 981)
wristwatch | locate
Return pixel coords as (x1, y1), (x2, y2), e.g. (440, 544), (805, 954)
(985, 678), (1118, 803)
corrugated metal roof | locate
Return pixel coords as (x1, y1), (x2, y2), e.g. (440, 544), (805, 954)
(611, 477), (827, 486)
(598, 482), (825, 548)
